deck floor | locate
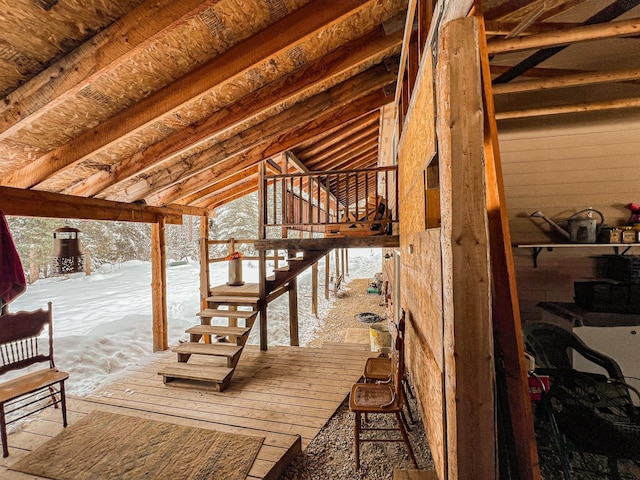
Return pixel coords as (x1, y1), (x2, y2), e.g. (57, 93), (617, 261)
(0, 343), (376, 480)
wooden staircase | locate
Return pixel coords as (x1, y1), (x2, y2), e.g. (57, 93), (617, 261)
(158, 293), (259, 392)
(266, 248), (329, 292)
(159, 248), (329, 391)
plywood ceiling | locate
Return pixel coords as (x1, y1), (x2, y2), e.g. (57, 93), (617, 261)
(0, 0), (639, 219)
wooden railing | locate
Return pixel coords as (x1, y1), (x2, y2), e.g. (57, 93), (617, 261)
(260, 165), (398, 235)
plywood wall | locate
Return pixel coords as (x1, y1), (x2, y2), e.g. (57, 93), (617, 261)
(397, 44), (446, 477)
(397, 16), (494, 480)
(499, 112), (640, 322)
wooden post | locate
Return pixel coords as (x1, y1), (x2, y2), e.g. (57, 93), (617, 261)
(289, 276), (299, 346)
(151, 217), (168, 352)
(345, 248), (349, 276)
(437, 16), (495, 479)
(477, 9), (541, 480)
(324, 252), (330, 300)
(258, 161), (268, 351)
(312, 262), (318, 316)
(199, 215), (210, 311)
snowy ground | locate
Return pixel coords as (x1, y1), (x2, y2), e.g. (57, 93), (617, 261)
(9, 248), (383, 396)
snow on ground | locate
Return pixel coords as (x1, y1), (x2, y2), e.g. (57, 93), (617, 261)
(9, 248), (383, 396)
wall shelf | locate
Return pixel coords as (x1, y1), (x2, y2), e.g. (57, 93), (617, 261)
(516, 243), (640, 268)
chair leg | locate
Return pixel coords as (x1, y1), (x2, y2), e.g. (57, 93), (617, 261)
(48, 385), (59, 409)
(60, 381), (68, 427)
(0, 404), (7, 458)
(354, 412), (361, 470)
(402, 381), (416, 425)
(396, 411), (418, 468)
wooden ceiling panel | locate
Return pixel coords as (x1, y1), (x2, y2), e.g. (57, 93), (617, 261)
(3, 0), (638, 219)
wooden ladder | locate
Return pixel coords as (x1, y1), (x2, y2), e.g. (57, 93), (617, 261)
(158, 294), (259, 392)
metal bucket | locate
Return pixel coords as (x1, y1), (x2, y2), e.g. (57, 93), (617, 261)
(227, 259), (244, 286)
(369, 322), (391, 353)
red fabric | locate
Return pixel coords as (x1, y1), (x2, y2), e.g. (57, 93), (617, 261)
(0, 211), (26, 304)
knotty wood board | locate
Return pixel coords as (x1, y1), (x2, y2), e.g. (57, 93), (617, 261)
(0, 344), (376, 480)
(437, 16), (494, 479)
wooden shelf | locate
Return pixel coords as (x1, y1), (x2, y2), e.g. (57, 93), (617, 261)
(515, 243), (640, 267)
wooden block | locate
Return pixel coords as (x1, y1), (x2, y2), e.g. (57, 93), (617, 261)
(393, 469), (439, 480)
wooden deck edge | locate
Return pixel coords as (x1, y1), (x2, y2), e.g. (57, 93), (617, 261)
(261, 434), (302, 480)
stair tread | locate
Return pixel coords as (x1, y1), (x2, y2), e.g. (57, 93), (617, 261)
(173, 342), (242, 358)
(274, 266), (290, 272)
(186, 325), (251, 337)
(197, 308), (257, 319)
(207, 295), (260, 304)
(158, 364), (234, 383)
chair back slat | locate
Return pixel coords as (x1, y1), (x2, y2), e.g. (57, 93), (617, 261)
(0, 303), (53, 375)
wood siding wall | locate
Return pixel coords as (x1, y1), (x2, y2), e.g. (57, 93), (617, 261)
(500, 112), (640, 323)
(397, 16), (494, 479)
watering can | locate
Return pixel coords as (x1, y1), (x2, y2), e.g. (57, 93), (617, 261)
(529, 208), (605, 243)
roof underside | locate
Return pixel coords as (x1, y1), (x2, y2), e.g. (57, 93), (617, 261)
(0, 0), (639, 217)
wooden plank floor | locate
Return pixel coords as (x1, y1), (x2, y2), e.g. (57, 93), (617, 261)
(0, 343), (376, 480)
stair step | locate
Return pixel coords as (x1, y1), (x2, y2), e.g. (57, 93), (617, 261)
(207, 295), (259, 305)
(173, 342), (242, 360)
(158, 364), (234, 392)
(197, 308), (258, 319)
(274, 266), (290, 272)
(186, 325), (251, 338)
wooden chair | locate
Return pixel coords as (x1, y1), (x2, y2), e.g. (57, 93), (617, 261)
(349, 322), (418, 470)
(0, 302), (68, 457)
(363, 312), (415, 426)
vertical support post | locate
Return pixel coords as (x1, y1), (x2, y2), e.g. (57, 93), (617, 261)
(476, 10), (540, 480)
(324, 252), (330, 300)
(151, 217), (168, 352)
(289, 276), (299, 346)
(199, 215), (210, 312)
(341, 248), (346, 278)
(312, 262), (318, 316)
(334, 247), (340, 296)
(345, 248), (349, 277)
(258, 161), (268, 351)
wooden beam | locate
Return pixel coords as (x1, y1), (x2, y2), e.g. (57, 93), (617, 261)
(294, 111), (379, 158)
(478, 9), (541, 480)
(310, 141), (378, 171)
(66, 27), (402, 198)
(302, 124), (379, 167)
(151, 90), (388, 209)
(437, 16), (495, 479)
(176, 166), (259, 206)
(482, 0), (533, 21)
(0, 186), (182, 224)
(497, 96), (640, 119)
(0, 0), (219, 141)
(2, 0), (374, 190)
(197, 180), (259, 209)
(490, 64), (589, 78)
(255, 235), (400, 250)
(485, 21), (582, 36)
(151, 218), (168, 352)
(492, 66), (640, 94)
(141, 83), (392, 207)
(491, 1), (640, 83)
(487, 17), (640, 54)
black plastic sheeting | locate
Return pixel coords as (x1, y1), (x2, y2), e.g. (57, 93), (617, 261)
(355, 312), (381, 324)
